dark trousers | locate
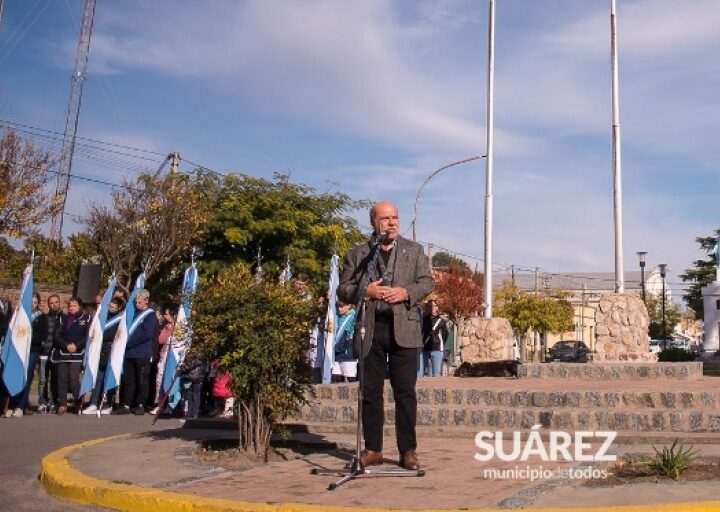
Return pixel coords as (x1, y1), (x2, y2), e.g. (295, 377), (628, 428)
(16, 351), (40, 410)
(56, 362), (81, 406)
(362, 318), (418, 454)
(122, 358), (151, 408)
(183, 379), (203, 419)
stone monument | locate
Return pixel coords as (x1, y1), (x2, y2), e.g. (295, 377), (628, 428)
(592, 293), (655, 362)
(457, 317), (515, 362)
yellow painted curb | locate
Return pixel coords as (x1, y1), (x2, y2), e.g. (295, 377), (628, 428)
(40, 434), (720, 512)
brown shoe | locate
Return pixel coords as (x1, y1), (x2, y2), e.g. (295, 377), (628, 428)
(400, 450), (419, 470)
(359, 450), (383, 467)
(56, 405), (67, 415)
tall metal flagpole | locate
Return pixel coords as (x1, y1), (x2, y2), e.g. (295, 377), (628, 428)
(483, 0), (496, 317)
(611, 0), (625, 293)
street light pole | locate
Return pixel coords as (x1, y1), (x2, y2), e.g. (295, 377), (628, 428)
(637, 251), (647, 302)
(411, 156), (483, 243)
(659, 263), (667, 349)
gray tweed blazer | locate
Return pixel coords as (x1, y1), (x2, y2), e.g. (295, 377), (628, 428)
(337, 236), (434, 357)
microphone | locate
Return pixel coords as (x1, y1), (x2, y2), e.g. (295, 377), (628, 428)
(376, 230), (390, 244)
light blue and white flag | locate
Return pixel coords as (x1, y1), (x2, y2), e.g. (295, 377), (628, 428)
(322, 254), (339, 384)
(279, 258), (292, 284)
(104, 272), (145, 392)
(0, 263), (33, 397)
(162, 263), (198, 395)
(78, 277), (116, 397)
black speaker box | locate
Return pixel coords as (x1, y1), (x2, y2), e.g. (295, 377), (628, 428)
(74, 262), (101, 305)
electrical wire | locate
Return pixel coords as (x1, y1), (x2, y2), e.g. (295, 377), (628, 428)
(0, 0), (52, 65)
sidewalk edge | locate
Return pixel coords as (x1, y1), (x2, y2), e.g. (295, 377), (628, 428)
(39, 434), (720, 512)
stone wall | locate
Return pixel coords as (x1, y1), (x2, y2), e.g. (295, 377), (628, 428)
(458, 317), (514, 362)
(593, 293), (655, 362)
(0, 280), (73, 311)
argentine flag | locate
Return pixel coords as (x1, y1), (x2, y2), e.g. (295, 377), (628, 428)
(162, 264), (198, 394)
(103, 272), (145, 392)
(279, 258), (292, 284)
(1, 264), (33, 397)
(322, 254), (339, 384)
(78, 278), (116, 397)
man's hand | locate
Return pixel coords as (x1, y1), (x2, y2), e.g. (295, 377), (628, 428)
(366, 279), (391, 300)
(67, 343), (76, 353)
(384, 287), (409, 304)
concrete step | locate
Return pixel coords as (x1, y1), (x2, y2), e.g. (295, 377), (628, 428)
(295, 404), (720, 432)
(518, 361), (702, 380)
(312, 384), (720, 411)
(285, 422), (720, 443)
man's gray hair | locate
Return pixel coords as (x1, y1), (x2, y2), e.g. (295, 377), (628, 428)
(136, 289), (150, 300)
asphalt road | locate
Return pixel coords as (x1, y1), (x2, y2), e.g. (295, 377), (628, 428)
(0, 412), (177, 511)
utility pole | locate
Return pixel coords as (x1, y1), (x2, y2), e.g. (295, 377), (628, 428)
(49, 0), (97, 246)
(534, 267), (539, 295)
(427, 243), (433, 268)
(169, 152), (180, 174)
(510, 264), (515, 286)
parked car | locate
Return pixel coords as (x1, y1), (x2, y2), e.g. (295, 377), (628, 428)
(648, 339), (662, 354)
(548, 340), (589, 362)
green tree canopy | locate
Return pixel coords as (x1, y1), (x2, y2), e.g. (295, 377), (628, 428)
(0, 233), (101, 286)
(644, 294), (682, 340)
(680, 229), (719, 320)
(494, 282), (574, 336)
(432, 251), (470, 271)
(195, 171), (368, 291)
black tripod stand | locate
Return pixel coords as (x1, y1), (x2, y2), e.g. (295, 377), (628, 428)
(311, 235), (425, 490)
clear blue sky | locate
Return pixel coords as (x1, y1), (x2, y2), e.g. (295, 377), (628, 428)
(0, 0), (718, 300)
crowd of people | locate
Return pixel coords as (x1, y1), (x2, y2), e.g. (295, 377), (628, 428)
(0, 289), (234, 420)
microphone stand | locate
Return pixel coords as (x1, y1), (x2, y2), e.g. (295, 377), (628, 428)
(311, 234), (425, 490)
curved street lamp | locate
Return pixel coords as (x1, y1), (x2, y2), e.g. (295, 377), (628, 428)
(411, 155), (485, 243)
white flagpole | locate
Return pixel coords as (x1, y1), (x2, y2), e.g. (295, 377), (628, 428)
(483, 0), (496, 317)
(611, 0), (625, 293)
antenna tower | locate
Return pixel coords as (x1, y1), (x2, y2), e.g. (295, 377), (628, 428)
(49, 0), (97, 246)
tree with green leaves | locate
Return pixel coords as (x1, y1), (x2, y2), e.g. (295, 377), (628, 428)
(191, 263), (316, 459)
(679, 230), (719, 320)
(25, 232), (101, 285)
(494, 282), (574, 360)
(0, 232), (101, 285)
(431, 251), (470, 272)
(0, 129), (57, 238)
(644, 294), (682, 340)
(196, 172), (368, 292)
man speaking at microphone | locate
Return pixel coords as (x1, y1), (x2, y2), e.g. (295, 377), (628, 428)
(338, 201), (434, 470)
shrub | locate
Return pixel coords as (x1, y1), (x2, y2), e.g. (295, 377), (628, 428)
(657, 347), (696, 362)
(192, 263), (316, 459)
(641, 439), (699, 480)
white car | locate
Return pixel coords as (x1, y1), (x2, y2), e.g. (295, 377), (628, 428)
(648, 339), (662, 354)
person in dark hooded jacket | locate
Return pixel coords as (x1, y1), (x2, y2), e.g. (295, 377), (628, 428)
(178, 349), (206, 420)
(52, 297), (91, 414)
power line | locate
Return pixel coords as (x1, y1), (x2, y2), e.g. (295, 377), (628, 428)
(0, 120), (164, 163)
